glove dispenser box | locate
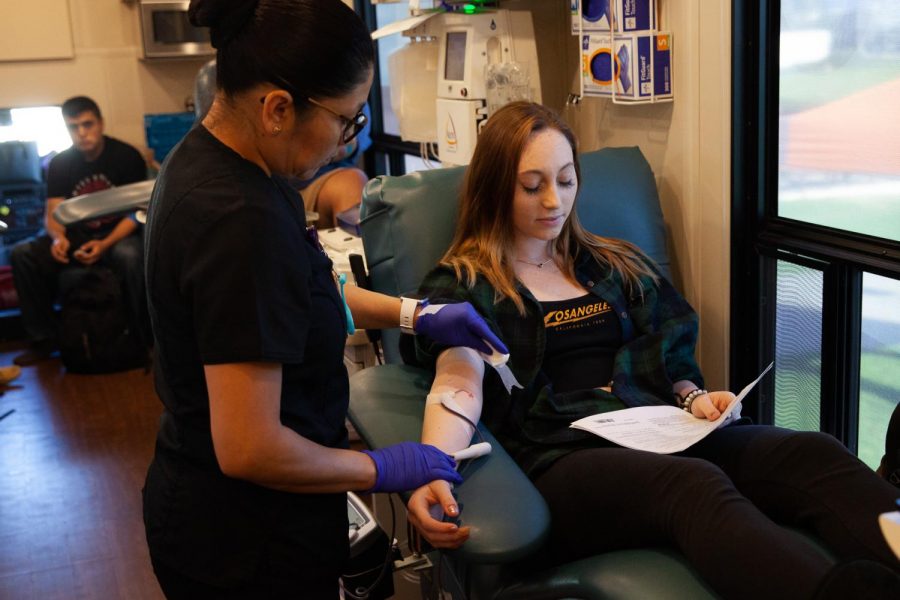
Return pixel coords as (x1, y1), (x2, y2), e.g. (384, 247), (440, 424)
(571, 0), (657, 34)
(581, 32), (673, 103)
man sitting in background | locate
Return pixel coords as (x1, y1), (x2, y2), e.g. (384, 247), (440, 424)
(10, 96), (147, 366)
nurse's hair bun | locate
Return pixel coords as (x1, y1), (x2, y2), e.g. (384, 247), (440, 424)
(188, 0), (259, 49)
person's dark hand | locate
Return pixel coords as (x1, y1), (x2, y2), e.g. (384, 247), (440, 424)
(73, 239), (108, 265)
(415, 302), (509, 355)
(362, 441), (462, 493)
(50, 235), (70, 264)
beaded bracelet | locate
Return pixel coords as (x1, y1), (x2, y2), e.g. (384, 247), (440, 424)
(681, 388), (708, 413)
(674, 389), (699, 409)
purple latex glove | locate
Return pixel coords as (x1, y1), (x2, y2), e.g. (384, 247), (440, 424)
(362, 441), (463, 493)
(415, 302), (509, 355)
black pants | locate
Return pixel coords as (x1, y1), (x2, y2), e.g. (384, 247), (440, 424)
(10, 233), (149, 345)
(534, 425), (900, 599)
(144, 456), (348, 600)
(151, 555), (341, 599)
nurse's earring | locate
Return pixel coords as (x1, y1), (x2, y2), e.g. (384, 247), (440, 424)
(273, 125), (282, 136)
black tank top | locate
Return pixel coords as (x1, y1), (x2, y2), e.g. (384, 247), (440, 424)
(541, 294), (622, 393)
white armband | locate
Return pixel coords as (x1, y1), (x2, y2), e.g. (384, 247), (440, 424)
(399, 296), (424, 334)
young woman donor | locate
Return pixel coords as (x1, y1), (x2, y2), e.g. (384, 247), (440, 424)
(402, 101), (900, 599)
(142, 1), (507, 597)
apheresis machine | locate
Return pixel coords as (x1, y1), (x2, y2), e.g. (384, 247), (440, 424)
(373, 1), (542, 166)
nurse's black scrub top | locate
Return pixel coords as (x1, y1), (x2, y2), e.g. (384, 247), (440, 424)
(142, 125), (350, 586)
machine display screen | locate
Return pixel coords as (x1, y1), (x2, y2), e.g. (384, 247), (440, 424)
(444, 31), (467, 81)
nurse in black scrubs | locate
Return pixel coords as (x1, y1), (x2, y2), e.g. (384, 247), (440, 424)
(141, 1), (503, 596)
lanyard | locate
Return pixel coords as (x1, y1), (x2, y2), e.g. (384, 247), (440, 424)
(337, 272), (356, 336)
(309, 225), (355, 336)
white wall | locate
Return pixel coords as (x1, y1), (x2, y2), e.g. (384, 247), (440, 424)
(0, 0), (208, 158)
(0, 0), (74, 61)
(512, 0), (732, 388)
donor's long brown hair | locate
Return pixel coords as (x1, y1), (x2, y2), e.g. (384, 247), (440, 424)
(440, 101), (658, 314)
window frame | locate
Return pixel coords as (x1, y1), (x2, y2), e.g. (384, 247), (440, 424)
(731, 0), (900, 451)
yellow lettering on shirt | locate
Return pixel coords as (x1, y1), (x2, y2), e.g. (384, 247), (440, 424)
(544, 301), (612, 328)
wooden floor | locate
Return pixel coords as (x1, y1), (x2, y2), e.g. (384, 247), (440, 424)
(0, 343), (165, 600)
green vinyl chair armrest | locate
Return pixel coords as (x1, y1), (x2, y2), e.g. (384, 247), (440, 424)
(348, 364), (550, 564)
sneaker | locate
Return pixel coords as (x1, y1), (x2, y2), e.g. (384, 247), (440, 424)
(0, 365), (21, 385)
(13, 340), (57, 366)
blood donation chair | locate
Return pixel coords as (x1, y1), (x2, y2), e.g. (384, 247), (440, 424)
(349, 147), (831, 599)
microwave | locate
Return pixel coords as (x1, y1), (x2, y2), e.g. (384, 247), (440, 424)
(139, 0), (215, 59)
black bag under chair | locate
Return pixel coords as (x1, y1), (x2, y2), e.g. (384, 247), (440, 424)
(58, 266), (147, 374)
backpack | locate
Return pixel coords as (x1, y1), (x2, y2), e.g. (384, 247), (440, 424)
(58, 267), (147, 374)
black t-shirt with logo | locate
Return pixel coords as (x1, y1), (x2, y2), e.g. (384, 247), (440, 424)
(46, 136), (146, 242)
(142, 125), (350, 586)
(541, 294), (622, 393)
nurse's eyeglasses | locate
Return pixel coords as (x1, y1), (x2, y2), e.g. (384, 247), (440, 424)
(259, 81), (367, 145)
(305, 98), (368, 145)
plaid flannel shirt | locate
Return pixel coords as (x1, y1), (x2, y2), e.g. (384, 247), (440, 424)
(400, 249), (705, 477)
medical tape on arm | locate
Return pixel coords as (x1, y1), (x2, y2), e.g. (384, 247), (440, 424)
(478, 344), (523, 393)
(426, 390), (480, 441)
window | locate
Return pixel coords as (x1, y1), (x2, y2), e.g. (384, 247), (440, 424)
(773, 259), (822, 433)
(733, 0), (900, 463)
(0, 106), (71, 156)
(859, 273), (900, 469)
(372, 2), (413, 138)
(778, 2), (900, 241)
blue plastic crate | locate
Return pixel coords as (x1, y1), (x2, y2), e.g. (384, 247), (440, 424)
(144, 112), (196, 163)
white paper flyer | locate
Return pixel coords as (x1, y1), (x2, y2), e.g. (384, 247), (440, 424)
(570, 363), (774, 454)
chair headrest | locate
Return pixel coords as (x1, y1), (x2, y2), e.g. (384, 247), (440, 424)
(577, 147), (669, 275)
